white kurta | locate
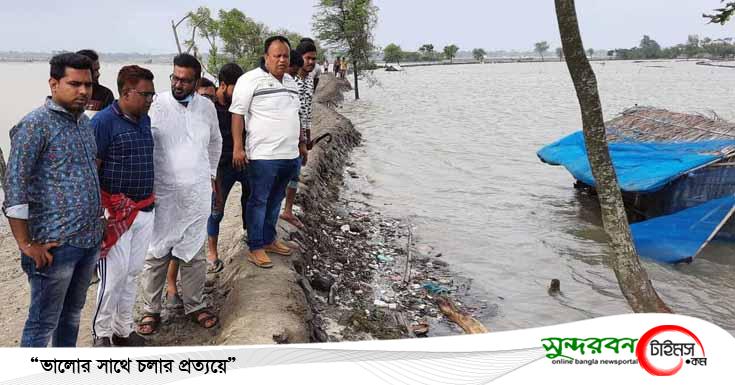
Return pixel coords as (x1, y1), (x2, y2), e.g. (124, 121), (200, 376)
(148, 92), (222, 262)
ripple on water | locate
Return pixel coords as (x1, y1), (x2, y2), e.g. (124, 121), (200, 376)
(340, 61), (735, 333)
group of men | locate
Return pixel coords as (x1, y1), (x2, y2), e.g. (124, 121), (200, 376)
(3, 35), (321, 347)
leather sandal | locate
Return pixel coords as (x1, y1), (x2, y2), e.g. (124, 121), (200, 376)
(191, 309), (218, 329)
(137, 313), (161, 335)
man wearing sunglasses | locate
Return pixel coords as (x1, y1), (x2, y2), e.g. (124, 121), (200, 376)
(89, 65), (156, 347)
(139, 53), (222, 335)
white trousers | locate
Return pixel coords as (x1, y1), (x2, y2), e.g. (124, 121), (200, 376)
(92, 211), (154, 339)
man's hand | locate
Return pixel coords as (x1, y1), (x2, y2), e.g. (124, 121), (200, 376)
(299, 143), (308, 166)
(233, 148), (248, 170)
(21, 241), (59, 269)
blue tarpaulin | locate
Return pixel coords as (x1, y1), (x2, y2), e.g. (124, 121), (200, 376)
(631, 195), (735, 263)
(538, 131), (735, 264)
(537, 131), (735, 193)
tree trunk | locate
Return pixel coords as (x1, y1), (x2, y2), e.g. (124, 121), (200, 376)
(171, 20), (183, 54)
(554, 0), (671, 313)
(353, 62), (360, 100)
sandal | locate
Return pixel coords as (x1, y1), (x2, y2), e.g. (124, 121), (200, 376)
(191, 309), (219, 329)
(207, 258), (224, 274)
(137, 313), (161, 335)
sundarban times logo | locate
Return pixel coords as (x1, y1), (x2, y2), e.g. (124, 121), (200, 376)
(542, 325), (707, 376)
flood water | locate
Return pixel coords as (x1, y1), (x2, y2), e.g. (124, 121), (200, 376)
(339, 60), (735, 334)
(1, 60), (734, 334)
(0, 62), (174, 154)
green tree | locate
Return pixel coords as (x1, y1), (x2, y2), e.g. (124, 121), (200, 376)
(704, 1), (735, 24)
(419, 43), (435, 60)
(443, 44), (459, 63)
(587, 48), (594, 57)
(383, 43), (403, 64)
(218, 8), (269, 70)
(472, 48), (486, 62)
(554, 0), (670, 313)
(556, 47), (564, 61)
(313, 0), (379, 100)
(639, 35), (662, 59)
(534, 41), (550, 61)
(685, 34), (700, 58)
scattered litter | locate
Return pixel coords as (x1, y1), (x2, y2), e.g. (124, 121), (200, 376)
(411, 322), (430, 337)
(422, 282), (450, 295)
(376, 254), (394, 263)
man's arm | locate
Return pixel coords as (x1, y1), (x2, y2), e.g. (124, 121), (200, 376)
(231, 113), (248, 170)
(3, 120), (59, 267)
(229, 74), (255, 170)
(92, 114), (111, 171)
(207, 104), (223, 179)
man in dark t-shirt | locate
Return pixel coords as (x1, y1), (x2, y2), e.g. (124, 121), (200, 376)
(77, 49), (115, 117)
(206, 63), (247, 273)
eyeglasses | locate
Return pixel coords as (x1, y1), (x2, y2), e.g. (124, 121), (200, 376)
(170, 74), (196, 86)
(129, 89), (156, 100)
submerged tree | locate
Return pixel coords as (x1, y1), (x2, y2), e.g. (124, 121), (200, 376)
(419, 43), (435, 60)
(383, 43), (403, 64)
(472, 48), (487, 62)
(443, 44), (459, 63)
(554, 0), (671, 313)
(639, 35), (662, 59)
(534, 41), (550, 61)
(313, 0), (379, 100)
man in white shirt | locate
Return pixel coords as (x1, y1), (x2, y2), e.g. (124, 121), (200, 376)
(137, 54), (222, 335)
(230, 36), (301, 268)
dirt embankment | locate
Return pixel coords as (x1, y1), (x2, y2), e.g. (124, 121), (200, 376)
(0, 73), (484, 347)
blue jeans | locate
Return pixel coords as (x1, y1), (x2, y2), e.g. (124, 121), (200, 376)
(20, 244), (99, 347)
(208, 164), (249, 237)
(287, 156), (303, 190)
(246, 158), (299, 250)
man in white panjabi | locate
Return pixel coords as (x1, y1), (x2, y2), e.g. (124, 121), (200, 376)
(137, 54), (222, 335)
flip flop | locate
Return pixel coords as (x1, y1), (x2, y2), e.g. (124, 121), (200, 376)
(207, 258), (224, 274)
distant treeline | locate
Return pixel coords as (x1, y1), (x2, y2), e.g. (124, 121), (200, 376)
(608, 35), (735, 60)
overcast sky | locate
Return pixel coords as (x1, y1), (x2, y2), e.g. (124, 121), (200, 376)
(1, 0), (733, 53)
